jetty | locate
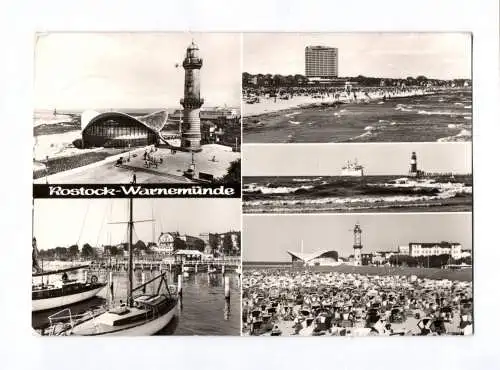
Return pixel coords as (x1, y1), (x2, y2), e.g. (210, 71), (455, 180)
(87, 256), (241, 273)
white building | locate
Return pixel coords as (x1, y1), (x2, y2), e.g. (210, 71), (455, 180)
(399, 242), (462, 260)
(154, 232), (176, 255)
(372, 251), (396, 265)
(287, 250), (340, 267)
(305, 46), (339, 78)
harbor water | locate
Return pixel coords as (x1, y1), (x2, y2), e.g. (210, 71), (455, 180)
(32, 267), (241, 336)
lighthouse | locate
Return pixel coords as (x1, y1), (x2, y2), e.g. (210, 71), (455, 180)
(180, 41), (204, 152)
(409, 151), (418, 177)
(353, 222), (362, 266)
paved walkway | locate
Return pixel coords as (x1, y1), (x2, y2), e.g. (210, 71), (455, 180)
(34, 144), (240, 184)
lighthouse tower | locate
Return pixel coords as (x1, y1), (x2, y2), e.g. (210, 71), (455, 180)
(353, 222), (362, 266)
(180, 41), (204, 152)
(409, 151), (418, 177)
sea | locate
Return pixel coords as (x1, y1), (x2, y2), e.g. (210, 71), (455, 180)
(243, 90), (472, 143)
(243, 175), (473, 213)
(32, 267), (241, 336)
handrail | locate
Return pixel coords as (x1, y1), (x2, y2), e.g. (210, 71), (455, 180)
(46, 306), (107, 335)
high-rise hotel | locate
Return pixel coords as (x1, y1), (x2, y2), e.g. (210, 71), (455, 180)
(305, 46), (338, 79)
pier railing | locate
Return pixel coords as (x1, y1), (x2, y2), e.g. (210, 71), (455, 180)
(89, 256), (241, 272)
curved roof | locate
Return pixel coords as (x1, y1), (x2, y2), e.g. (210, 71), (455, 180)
(81, 110), (168, 133)
(287, 249), (338, 262)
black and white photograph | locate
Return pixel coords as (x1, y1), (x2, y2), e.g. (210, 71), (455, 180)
(242, 213), (473, 336)
(33, 33), (241, 184)
(32, 198), (241, 336)
(242, 143), (472, 213)
(242, 33), (472, 143)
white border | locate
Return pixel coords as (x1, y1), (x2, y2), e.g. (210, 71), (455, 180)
(1, 1), (499, 370)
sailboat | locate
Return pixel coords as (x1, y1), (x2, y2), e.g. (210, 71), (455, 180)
(32, 238), (106, 312)
(53, 196), (179, 336)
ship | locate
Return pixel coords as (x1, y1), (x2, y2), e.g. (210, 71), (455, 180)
(341, 159), (364, 176)
(32, 237), (106, 312)
(45, 189), (179, 336)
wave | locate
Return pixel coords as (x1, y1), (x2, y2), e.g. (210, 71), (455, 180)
(244, 185), (471, 209)
(464, 105), (471, 109)
(350, 131), (373, 140)
(244, 191), (468, 208)
(463, 116), (472, 120)
(243, 183), (314, 194)
(245, 180), (471, 199)
(243, 200), (461, 213)
(394, 104), (414, 112)
(417, 110), (462, 116)
(437, 129), (472, 142)
(288, 120), (301, 125)
(292, 177), (323, 182)
(285, 111), (302, 118)
(457, 129), (471, 137)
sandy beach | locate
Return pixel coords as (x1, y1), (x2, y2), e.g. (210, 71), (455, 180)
(242, 267), (473, 337)
(242, 88), (431, 117)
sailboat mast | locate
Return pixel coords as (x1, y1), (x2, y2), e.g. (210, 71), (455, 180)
(127, 197), (134, 307)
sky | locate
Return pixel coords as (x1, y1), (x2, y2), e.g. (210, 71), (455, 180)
(243, 142), (472, 176)
(34, 32), (241, 110)
(243, 213), (472, 262)
(243, 33), (471, 79)
(33, 198), (241, 250)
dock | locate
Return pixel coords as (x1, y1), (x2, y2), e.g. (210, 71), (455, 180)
(88, 257), (241, 273)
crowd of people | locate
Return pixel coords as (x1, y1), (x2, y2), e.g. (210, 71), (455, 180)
(243, 85), (434, 105)
(242, 269), (473, 336)
(143, 146), (163, 169)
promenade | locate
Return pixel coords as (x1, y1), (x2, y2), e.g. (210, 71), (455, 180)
(34, 144), (239, 184)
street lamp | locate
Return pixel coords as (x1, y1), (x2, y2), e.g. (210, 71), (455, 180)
(45, 155), (49, 184)
(190, 150), (196, 173)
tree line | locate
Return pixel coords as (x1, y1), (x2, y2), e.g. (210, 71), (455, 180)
(242, 72), (471, 88)
(37, 241), (157, 260)
(37, 232), (242, 261)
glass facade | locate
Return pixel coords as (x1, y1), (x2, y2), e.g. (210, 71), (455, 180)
(83, 118), (158, 148)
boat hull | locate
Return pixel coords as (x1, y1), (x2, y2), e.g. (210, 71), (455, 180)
(32, 285), (105, 312)
(98, 301), (178, 336)
(70, 299), (179, 336)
